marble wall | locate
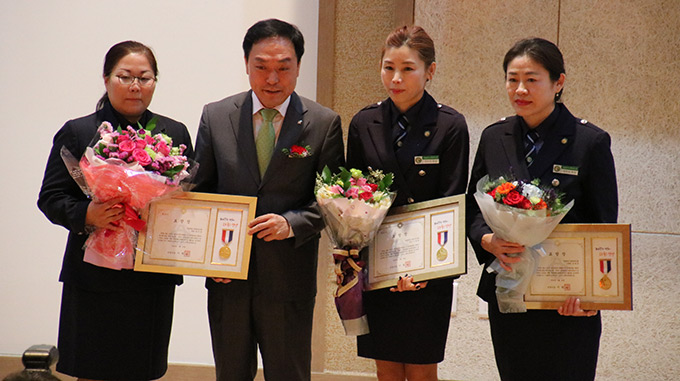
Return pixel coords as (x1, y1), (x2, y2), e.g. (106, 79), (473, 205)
(321, 1), (680, 379)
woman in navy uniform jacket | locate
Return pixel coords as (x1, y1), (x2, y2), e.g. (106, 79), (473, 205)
(38, 41), (193, 381)
(467, 38), (618, 380)
(347, 26), (469, 380)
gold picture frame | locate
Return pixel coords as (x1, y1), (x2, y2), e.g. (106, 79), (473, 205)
(525, 224), (632, 310)
(366, 194), (467, 290)
(134, 191), (257, 279)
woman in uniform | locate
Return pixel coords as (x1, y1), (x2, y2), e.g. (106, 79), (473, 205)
(38, 41), (193, 381)
(466, 37), (618, 380)
(346, 25), (469, 380)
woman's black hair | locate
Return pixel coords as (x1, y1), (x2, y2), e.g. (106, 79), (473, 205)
(96, 41), (158, 110)
(503, 38), (565, 101)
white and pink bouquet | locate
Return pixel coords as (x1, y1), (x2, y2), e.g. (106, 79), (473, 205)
(315, 166), (395, 335)
(62, 119), (195, 270)
(474, 175), (574, 312)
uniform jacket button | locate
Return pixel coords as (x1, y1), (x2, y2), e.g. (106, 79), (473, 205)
(407, 197), (415, 203)
(552, 179), (560, 187)
(419, 170), (426, 176)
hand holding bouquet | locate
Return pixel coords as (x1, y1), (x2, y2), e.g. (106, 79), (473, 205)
(315, 166), (395, 335)
(61, 119), (195, 270)
(474, 175), (573, 312)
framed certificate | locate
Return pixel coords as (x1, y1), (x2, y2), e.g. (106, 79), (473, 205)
(365, 194), (466, 290)
(134, 192), (257, 279)
(525, 224), (632, 310)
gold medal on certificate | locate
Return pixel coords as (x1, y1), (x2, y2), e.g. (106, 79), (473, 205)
(220, 228), (234, 260)
(436, 230), (448, 261)
(598, 259), (612, 290)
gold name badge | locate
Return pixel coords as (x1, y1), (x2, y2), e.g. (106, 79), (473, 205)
(553, 164), (579, 176)
(414, 155), (440, 165)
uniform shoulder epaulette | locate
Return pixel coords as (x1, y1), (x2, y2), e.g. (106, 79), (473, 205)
(436, 103), (457, 115)
(360, 102), (382, 111)
(489, 116), (513, 126)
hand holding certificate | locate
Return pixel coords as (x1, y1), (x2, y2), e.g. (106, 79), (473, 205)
(135, 192), (257, 279)
(366, 195), (467, 290)
(525, 224), (632, 311)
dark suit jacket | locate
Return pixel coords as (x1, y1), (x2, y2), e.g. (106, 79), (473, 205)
(38, 102), (194, 292)
(193, 91), (344, 301)
(346, 92), (469, 289)
(467, 103), (618, 301)
(346, 92), (469, 207)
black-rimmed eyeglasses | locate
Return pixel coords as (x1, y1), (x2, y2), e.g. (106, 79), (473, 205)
(116, 75), (156, 87)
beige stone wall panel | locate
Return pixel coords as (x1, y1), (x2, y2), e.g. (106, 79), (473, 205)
(334, 0), (395, 138)
(417, 0), (559, 153)
(559, 0), (680, 234)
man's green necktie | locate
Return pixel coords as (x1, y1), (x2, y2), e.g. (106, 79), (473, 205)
(256, 108), (278, 177)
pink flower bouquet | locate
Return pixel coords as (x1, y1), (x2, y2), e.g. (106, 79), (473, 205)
(315, 166), (395, 335)
(61, 120), (195, 270)
(474, 175), (574, 312)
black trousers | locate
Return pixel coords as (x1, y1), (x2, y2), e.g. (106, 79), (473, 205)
(207, 280), (315, 381)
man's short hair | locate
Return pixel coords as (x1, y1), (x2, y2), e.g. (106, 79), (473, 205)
(243, 18), (304, 62)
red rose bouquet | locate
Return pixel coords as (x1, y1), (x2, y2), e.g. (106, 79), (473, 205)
(474, 175), (574, 312)
(315, 166), (395, 335)
(61, 120), (196, 270)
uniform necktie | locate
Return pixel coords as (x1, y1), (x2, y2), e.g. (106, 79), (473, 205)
(394, 114), (409, 151)
(256, 108), (278, 177)
(524, 129), (540, 167)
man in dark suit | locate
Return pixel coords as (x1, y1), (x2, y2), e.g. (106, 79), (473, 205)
(192, 19), (344, 381)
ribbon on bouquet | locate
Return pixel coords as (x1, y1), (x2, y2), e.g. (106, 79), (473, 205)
(333, 248), (361, 296)
(122, 203), (146, 231)
(332, 247), (369, 336)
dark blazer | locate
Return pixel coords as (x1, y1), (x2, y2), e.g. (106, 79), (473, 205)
(346, 92), (469, 363)
(347, 92), (469, 207)
(467, 103), (618, 301)
(38, 102), (193, 292)
(193, 90), (344, 301)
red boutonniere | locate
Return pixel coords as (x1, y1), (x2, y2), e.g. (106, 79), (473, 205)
(282, 144), (312, 158)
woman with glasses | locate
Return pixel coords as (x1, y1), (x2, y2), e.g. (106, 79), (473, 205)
(38, 41), (193, 381)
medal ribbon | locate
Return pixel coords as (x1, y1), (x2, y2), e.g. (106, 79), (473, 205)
(222, 229), (234, 245)
(599, 259), (611, 274)
(437, 231), (448, 246)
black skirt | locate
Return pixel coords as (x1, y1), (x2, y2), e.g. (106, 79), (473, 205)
(487, 291), (601, 381)
(56, 283), (175, 380)
(357, 278), (453, 364)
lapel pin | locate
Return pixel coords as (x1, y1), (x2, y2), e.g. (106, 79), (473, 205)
(297, 120), (302, 125)
(424, 130), (431, 137)
(561, 138), (568, 144)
